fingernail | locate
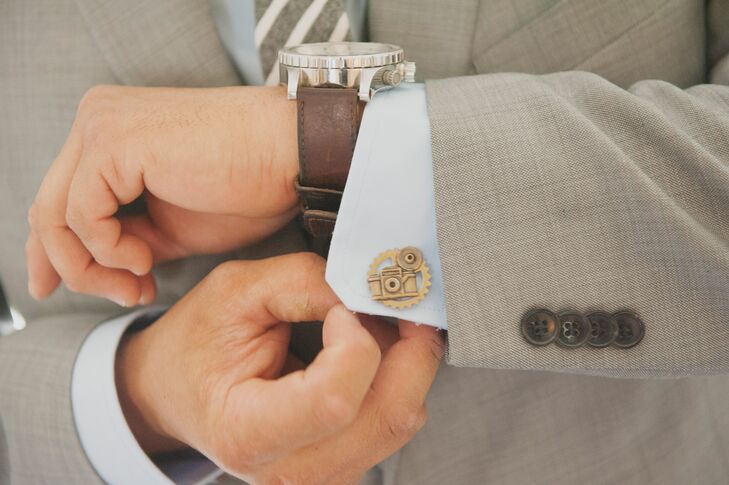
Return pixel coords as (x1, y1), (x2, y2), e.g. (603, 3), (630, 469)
(111, 296), (129, 307)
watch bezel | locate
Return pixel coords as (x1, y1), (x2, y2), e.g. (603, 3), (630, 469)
(278, 42), (404, 69)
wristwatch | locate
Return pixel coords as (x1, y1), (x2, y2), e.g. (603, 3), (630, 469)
(278, 42), (416, 256)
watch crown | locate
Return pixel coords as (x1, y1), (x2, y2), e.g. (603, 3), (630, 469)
(403, 61), (416, 82)
(382, 69), (402, 86)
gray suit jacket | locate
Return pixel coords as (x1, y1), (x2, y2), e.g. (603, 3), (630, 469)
(2, 0), (729, 483)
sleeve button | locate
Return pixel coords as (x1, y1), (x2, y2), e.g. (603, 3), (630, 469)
(556, 311), (591, 348)
(586, 311), (619, 348)
(612, 311), (645, 348)
(521, 309), (559, 346)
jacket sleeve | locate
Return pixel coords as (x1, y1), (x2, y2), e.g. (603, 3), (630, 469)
(426, 47), (729, 377)
(0, 313), (108, 484)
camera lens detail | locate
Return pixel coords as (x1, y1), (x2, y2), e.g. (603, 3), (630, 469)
(397, 247), (423, 270)
(385, 277), (401, 292)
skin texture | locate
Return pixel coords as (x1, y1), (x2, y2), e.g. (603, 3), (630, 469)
(117, 254), (444, 484)
(27, 85), (299, 306)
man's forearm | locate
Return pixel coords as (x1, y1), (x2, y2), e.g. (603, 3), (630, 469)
(427, 70), (729, 376)
(330, 67), (729, 377)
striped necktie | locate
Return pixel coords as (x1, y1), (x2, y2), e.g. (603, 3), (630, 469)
(255, 0), (350, 85)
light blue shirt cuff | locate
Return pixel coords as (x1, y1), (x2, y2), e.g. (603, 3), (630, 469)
(326, 83), (448, 328)
(71, 309), (222, 485)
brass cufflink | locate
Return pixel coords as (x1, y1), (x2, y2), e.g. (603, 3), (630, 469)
(368, 247), (430, 309)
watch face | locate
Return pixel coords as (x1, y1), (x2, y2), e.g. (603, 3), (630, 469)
(279, 42), (403, 69)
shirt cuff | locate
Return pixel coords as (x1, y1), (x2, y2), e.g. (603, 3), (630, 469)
(71, 309), (221, 484)
(326, 83), (448, 329)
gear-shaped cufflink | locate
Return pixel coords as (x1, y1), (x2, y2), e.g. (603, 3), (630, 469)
(368, 247), (431, 309)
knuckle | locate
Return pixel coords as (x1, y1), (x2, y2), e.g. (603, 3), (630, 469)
(64, 204), (85, 231)
(90, 246), (116, 268)
(28, 200), (55, 234)
(206, 260), (245, 291)
(284, 252), (326, 283)
(81, 109), (111, 146)
(382, 403), (428, 441)
(64, 275), (85, 294)
(77, 86), (121, 144)
(78, 85), (113, 110)
(296, 251), (326, 270)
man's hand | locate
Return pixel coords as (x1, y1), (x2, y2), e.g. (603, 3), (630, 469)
(116, 253), (444, 484)
(26, 85), (298, 306)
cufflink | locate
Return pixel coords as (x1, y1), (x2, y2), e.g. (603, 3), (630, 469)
(368, 247), (430, 309)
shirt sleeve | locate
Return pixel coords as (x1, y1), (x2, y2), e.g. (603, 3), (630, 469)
(326, 83), (447, 329)
(71, 309), (222, 485)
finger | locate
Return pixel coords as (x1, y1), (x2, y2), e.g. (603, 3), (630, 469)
(65, 152), (152, 276)
(279, 321), (444, 479)
(41, 225), (145, 306)
(32, 129), (144, 305)
(27, 128), (83, 299)
(25, 229), (61, 299)
(137, 272), (157, 306)
(214, 253), (340, 326)
(375, 321), (444, 408)
(225, 305), (381, 463)
(358, 314), (399, 352)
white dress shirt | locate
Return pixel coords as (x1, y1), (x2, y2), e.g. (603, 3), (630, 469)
(72, 2), (443, 483)
(327, 83), (447, 329)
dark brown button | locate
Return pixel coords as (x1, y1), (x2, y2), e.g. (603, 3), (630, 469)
(521, 309), (559, 346)
(586, 311), (619, 348)
(556, 311), (591, 348)
(613, 311), (645, 348)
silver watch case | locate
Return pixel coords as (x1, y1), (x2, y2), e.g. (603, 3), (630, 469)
(278, 42), (416, 102)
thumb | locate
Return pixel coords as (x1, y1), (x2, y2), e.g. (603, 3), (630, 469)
(219, 304), (381, 467)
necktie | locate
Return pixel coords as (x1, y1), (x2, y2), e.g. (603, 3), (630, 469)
(255, 0), (350, 85)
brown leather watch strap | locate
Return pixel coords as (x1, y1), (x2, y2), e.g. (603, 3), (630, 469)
(296, 87), (365, 256)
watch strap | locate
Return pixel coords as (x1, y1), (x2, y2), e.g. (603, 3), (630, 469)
(296, 86), (365, 255)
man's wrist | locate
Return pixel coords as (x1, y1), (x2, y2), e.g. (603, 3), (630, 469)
(246, 85), (299, 198)
(115, 326), (187, 455)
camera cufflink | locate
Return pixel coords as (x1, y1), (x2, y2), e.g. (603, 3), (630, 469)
(368, 247), (430, 309)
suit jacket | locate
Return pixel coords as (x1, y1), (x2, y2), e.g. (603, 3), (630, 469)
(1, 0), (729, 483)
